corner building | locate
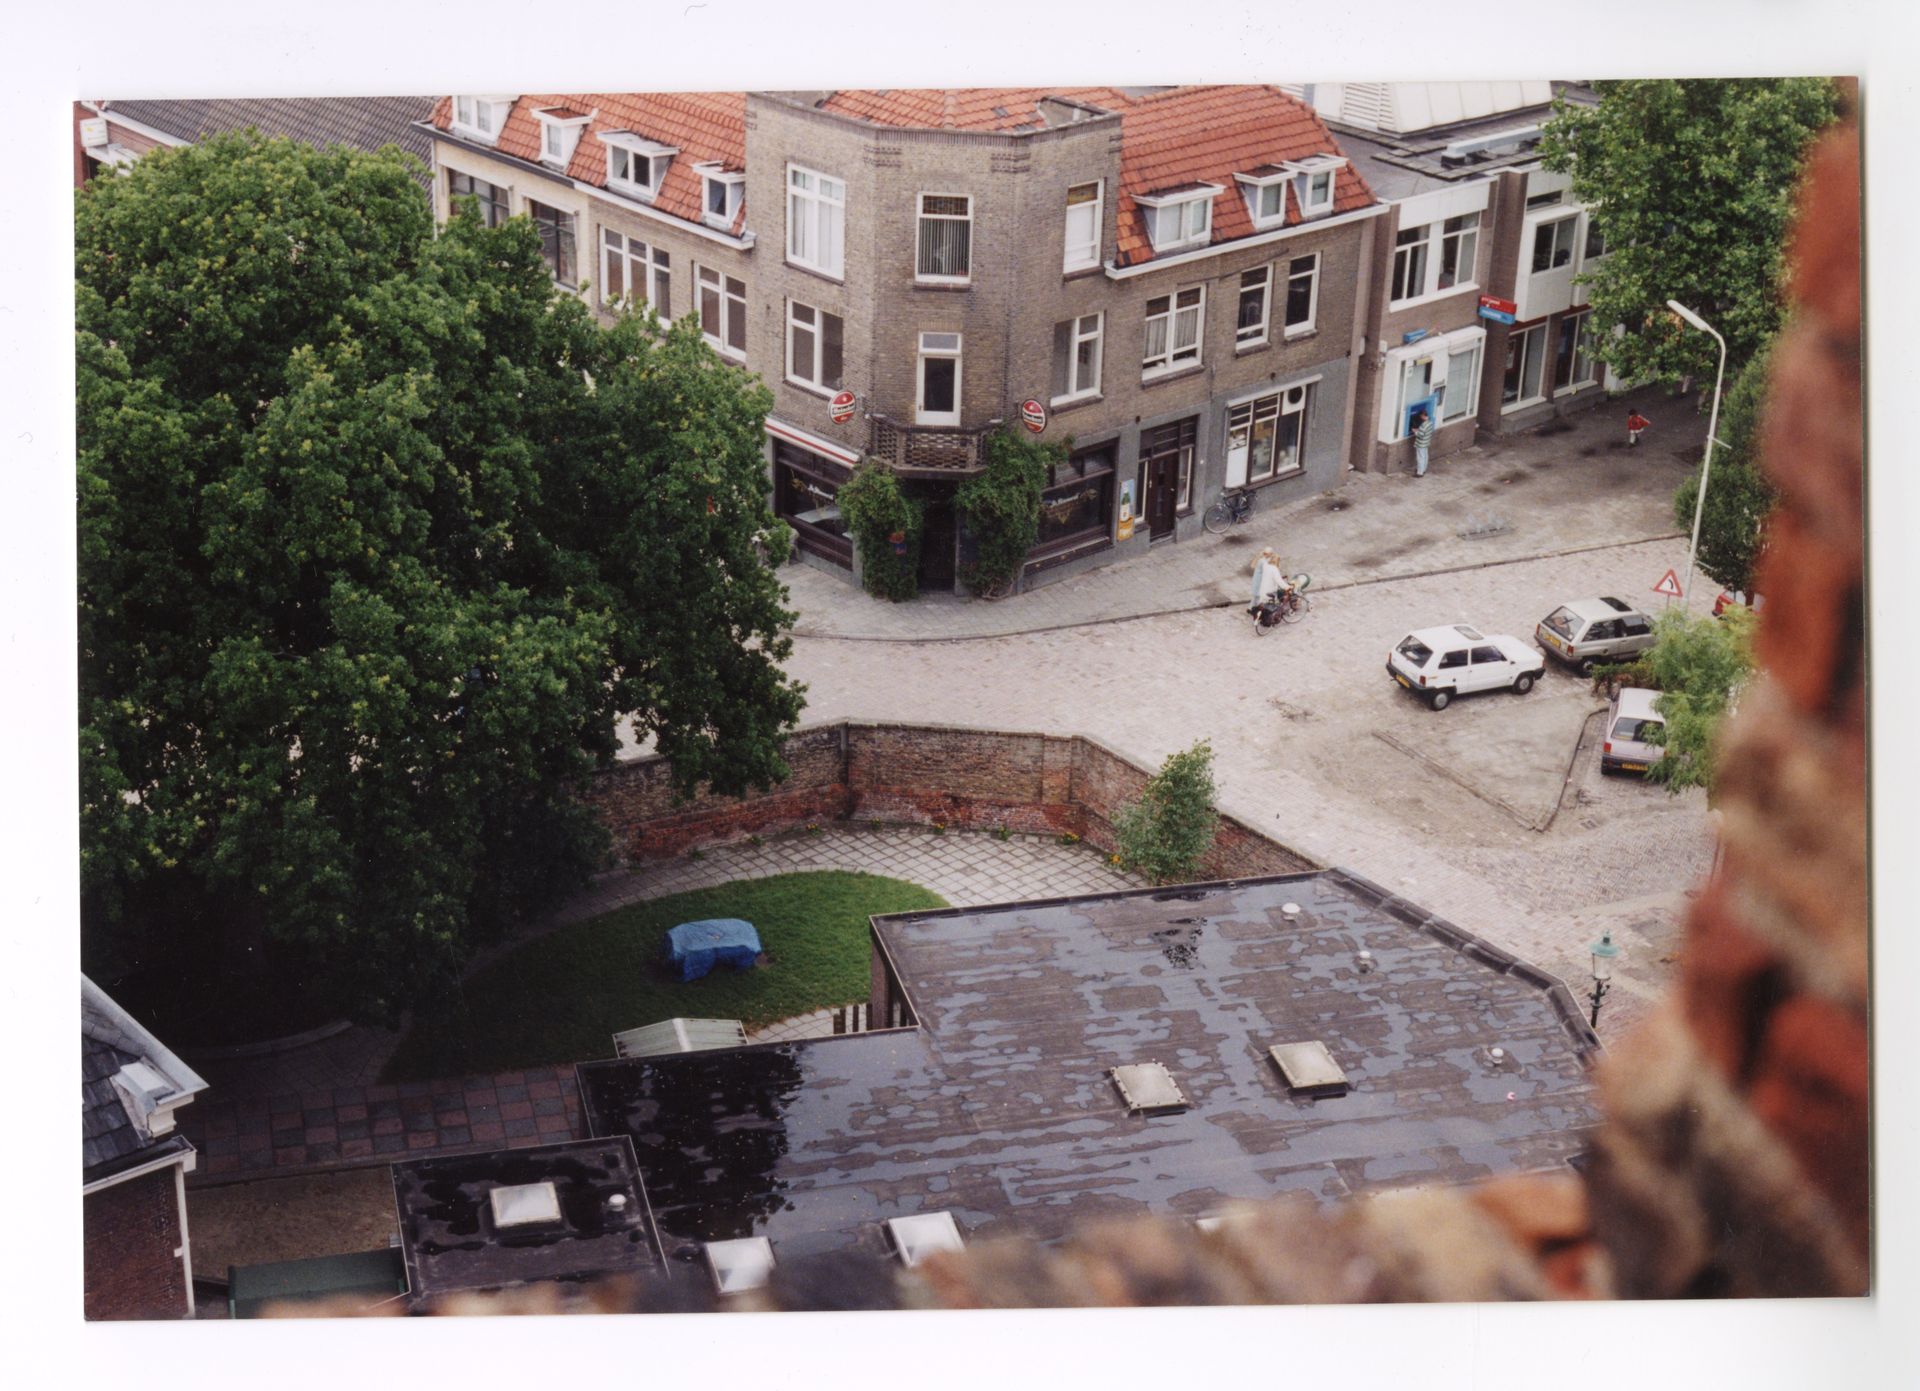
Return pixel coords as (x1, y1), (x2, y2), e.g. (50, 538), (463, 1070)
(425, 87), (1384, 593)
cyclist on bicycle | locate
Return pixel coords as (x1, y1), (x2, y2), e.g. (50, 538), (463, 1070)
(1250, 548), (1284, 613)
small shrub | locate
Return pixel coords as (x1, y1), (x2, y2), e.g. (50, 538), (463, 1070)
(687, 848), (705, 862)
(1058, 832), (1081, 846)
(805, 822), (822, 836)
(956, 428), (1062, 597)
(1112, 740), (1219, 885)
(930, 822), (947, 835)
(992, 825), (1011, 841)
(747, 834), (764, 847)
(839, 462), (922, 602)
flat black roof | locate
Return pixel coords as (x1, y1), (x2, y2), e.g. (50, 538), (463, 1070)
(390, 1137), (662, 1305)
(1328, 83), (1596, 200)
(579, 870), (1601, 1261)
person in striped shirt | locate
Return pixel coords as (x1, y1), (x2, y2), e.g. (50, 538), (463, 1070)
(1412, 410), (1435, 477)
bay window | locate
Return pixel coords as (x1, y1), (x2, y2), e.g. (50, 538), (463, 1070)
(916, 194), (972, 282)
(788, 165), (846, 277)
(1142, 285), (1204, 377)
(1531, 215), (1579, 273)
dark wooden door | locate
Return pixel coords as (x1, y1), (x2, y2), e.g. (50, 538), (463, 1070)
(1145, 451), (1178, 540)
(915, 489), (957, 591)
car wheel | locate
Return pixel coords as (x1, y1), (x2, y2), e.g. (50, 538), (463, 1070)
(1513, 672), (1536, 695)
(1429, 689), (1451, 711)
(1578, 657), (1597, 677)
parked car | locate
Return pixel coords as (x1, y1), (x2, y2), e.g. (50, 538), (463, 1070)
(1536, 597), (1656, 675)
(1602, 686), (1666, 776)
(1386, 624), (1546, 711)
(1713, 589), (1767, 620)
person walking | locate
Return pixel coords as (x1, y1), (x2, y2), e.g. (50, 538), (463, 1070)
(1250, 547), (1283, 613)
(1411, 410), (1434, 477)
(1626, 409), (1652, 447)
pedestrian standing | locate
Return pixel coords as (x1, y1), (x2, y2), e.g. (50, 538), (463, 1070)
(1626, 409), (1651, 447)
(1411, 410), (1434, 477)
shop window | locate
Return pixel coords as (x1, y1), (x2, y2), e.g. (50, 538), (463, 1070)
(1225, 385), (1312, 487)
(1034, 445), (1116, 554)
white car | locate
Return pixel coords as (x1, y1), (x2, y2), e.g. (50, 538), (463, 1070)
(1386, 624), (1546, 711)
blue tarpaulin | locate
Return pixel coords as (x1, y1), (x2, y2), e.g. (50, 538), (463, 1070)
(665, 918), (763, 983)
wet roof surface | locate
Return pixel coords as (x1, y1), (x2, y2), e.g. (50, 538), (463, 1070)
(579, 871), (1601, 1259)
(391, 1138), (661, 1303)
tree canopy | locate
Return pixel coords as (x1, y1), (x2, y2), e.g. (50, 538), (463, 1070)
(1113, 740), (1219, 886)
(1606, 607), (1756, 796)
(77, 132), (804, 1029)
(1673, 342), (1779, 595)
(1540, 79), (1839, 384)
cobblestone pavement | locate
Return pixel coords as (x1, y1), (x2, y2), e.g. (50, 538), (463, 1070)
(179, 828), (1137, 1184)
(785, 384), (1708, 641)
(787, 535), (1722, 1048)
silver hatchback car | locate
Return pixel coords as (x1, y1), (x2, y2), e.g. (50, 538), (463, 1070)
(1537, 597), (1655, 675)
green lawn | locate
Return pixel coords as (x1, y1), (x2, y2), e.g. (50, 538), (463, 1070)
(382, 870), (947, 1081)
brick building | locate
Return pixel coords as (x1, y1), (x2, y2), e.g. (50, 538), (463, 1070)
(423, 86), (1386, 593)
(1291, 81), (1616, 473)
(82, 975), (209, 1319)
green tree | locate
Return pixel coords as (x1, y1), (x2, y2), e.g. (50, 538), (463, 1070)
(837, 463), (921, 601)
(1540, 79), (1839, 384)
(1673, 343), (1779, 595)
(1113, 741), (1219, 885)
(1602, 607), (1756, 795)
(77, 132), (804, 1030)
(956, 428), (1059, 597)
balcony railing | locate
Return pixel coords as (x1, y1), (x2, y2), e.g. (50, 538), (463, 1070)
(868, 415), (1003, 478)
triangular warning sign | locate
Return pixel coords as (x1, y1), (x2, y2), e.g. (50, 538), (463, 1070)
(1653, 568), (1683, 598)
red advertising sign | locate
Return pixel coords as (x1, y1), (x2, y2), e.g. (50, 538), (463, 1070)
(1021, 398), (1047, 433)
(1478, 294), (1518, 315)
(829, 390), (857, 424)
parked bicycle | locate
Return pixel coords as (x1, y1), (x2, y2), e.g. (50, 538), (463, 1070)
(1252, 573), (1313, 635)
(1203, 487), (1255, 535)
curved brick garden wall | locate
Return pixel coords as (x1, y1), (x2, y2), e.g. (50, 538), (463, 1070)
(584, 721), (1316, 880)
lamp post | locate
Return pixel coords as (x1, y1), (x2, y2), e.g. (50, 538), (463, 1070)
(1666, 299), (1728, 610)
(1588, 929), (1619, 1029)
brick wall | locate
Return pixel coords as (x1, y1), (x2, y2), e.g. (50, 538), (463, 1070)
(584, 720), (1315, 875)
(84, 1164), (190, 1321)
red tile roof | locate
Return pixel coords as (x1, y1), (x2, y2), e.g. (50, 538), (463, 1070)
(816, 87), (1134, 132)
(432, 93), (747, 232)
(1113, 86), (1377, 267)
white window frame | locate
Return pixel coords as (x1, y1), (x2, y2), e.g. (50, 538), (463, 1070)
(914, 192), (973, 284)
(1225, 382), (1314, 487)
(599, 227), (671, 316)
(1284, 155), (1344, 219)
(1053, 312), (1104, 405)
(1379, 326), (1485, 442)
(786, 300), (845, 394)
(534, 109), (590, 169)
(452, 96), (514, 144)
(1142, 284), (1206, 379)
(1440, 340), (1484, 422)
(604, 133), (678, 203)
(1390, 222), (1432, 306)
(1531, 213), (1580, 274)
(915, 332), (963, 427)
(1436, 213), (1480, 293)
(695, 164), (745, 231)
(1235, 265), (1272, 348)
(788, 164), (846, 278)
(1282, 252), (1320, 336)
(1064, 180), (1103, 272)
(696, 264), (748, 361)
(1138, 186), (1220, 254)
(1391, 212), (1480, 307)
(1236, 173), (1291, 231)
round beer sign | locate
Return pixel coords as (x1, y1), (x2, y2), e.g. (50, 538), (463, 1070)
(829, 389), (857, 424)
(1021, 398), (1047, 433)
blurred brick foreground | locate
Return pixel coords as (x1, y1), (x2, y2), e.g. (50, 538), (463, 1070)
(312, 117), (1867, 1317)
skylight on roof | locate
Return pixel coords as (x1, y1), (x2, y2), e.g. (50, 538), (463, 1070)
(1111, 1061), (1189, 1115)
(887, 1211), (965, 1267)
(489, 1180), (563, 1228)
(705, 1237), (776, 1293)
(1269, 1041), (1350, 1097)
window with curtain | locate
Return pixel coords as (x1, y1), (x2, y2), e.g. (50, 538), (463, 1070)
(1143, 286), (1204, 376)
(916, 194), (972, 281)
(789, 166), (846, 276)
(527, 201), (576, 286)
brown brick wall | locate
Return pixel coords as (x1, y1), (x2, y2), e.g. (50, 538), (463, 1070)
(84, 1164), (190, 1321)
(585, 721), (1315, 876)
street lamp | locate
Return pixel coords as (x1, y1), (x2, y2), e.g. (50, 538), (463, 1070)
(1666, 299), (1729, 610)
(1588, 929), (1620, 1029)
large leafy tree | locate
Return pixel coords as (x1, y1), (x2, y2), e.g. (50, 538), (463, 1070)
(78, 133), (804, 1029)
(1540, 79), (1839, 384)
(1673, 342), (1779, 595)
(1605, 607), (1756, 796)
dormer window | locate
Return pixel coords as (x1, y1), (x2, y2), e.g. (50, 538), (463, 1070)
(1284, 156), (1345, 219)
(451, 95), (515, 145)
(1138, 185), (1220, 254)
(1235, 170), (1292, 230)
(604, 133), (679, 203)
(695, 163), (746, 231)
(534, 108), (591, 170)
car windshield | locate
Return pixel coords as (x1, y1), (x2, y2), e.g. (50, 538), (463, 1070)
(1612, 717), (1662, 743)
(1396, 637), (1433, 666)
(1541, 607), (1579, 639)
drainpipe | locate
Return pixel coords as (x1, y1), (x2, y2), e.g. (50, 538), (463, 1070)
(1340, 207), (1378, 474)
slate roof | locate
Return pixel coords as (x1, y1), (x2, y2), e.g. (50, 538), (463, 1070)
(430, 92), (748, 233)
(98, 97), (436, 184)
(1113, 86), (1377, 267)
(82, 975), (207, 1186)
(579, 870), (1601, 1264)
(815, 87), (1134, 132)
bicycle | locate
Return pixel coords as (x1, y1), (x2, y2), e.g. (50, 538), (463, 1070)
(1202, 487), (1255, 535)
(1251, 573), (1313, 635)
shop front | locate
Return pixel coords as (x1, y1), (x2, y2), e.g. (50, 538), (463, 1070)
(767, 423), (858, 572)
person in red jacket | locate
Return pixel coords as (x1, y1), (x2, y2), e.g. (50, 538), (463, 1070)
(1626, 409), (1652, 447)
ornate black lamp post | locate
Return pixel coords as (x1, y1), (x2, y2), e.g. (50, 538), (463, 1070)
(1588, 930), (1620, 1029)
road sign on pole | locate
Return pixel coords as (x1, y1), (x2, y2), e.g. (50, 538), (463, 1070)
(1653, 569), (1683, 598)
